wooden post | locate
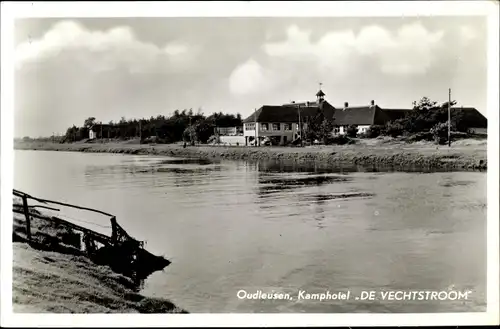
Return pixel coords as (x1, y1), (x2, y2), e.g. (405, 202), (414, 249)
(448, 88), (451, 147)
(298, 104), (303, 147)
(110, 216), (118, 244)
(22, 195), (32, 241)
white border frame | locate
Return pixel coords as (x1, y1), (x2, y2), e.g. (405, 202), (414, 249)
(1, 1), (498, 327)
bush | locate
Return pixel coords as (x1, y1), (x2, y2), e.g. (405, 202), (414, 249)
(385, 121), (405, 137)
(430, 122), (450, 145)
(141, 136), (167, 144)
(405, 131), (434, 143)
(346, 125), (358, 138)
(365, 125), (385, 138)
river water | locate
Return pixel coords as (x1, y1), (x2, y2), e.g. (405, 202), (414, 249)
(13, 150), (486, 313)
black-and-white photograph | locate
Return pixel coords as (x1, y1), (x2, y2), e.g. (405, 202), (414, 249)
(1, 1), (498, 327)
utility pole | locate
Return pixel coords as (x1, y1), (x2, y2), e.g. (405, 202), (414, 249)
(448, 88), (451, 147)
(298, 104), (303, 147)
(254, 108), (257, 147)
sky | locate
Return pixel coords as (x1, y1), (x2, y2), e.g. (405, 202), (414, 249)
(14, 16), (487, 138)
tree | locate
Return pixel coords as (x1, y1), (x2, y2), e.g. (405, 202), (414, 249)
(318, 119), (334, 144)
(83, 117), (96, 128)
(183, 126), (197, 145)
(385, 120), (405, 137)
(194, 121), (215, 143)
(383, 96), (459, 135)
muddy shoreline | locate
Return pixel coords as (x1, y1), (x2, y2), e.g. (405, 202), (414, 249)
(12, 203), (187, 313)
(15, 140), (487, 171)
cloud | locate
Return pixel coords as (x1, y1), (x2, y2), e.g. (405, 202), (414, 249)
(262, 22), (445, 76)
(163, 42), (189, 56)
(15, 20), (192, 72)
(228, 59), (277, 95)
(14, 20), (202, 138)
(459, 26), (478, 44)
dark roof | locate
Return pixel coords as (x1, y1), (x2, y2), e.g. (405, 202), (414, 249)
(380, 107), (487, 127)
(381, 108), (413, 121)
(316, 90), (325, 97)
(332, 105), (390, 126)
(451, 107), (487, 128)
(242, 101), (336, 124)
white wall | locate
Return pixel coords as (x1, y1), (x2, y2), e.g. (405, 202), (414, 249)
(218, 136), (246, 145)
(357, 125), (370, 134)
(334, 125), (370, 135)
(243, 122), (301, 145)
(89, 130), (95, 139)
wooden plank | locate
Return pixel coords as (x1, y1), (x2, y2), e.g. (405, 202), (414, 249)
(13, 189), (113, 217)
(29, 205), (60, 212)
(13, 189), (142, 248)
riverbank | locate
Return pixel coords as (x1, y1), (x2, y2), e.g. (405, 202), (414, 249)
(12, 211), (187, 313)
(14, 137), (487, 170)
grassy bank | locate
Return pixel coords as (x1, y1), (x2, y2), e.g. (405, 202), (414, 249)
(14, 137), (487, 170)
(12, 210), (187, 313)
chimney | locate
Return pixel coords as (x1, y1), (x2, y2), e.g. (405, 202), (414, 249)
(343, 102), (349, 111)
(370, 100), (375, 106)
(306, 101), (310, 107)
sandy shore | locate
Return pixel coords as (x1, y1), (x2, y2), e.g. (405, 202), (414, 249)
(12, 210), (187, 313)
(15, 138), (487, 170)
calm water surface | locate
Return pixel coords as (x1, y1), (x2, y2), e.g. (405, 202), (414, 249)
(14, 150), (486, 313)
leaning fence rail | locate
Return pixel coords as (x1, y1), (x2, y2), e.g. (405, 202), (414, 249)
(12, 189), (140, 248)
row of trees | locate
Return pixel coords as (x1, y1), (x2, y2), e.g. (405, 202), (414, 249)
(62, 109), (243, 144)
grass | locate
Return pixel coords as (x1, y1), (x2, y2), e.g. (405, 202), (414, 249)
(15, 136), (487, 170)
(12, 205), (187, 313)
(13, 243), (186, 313)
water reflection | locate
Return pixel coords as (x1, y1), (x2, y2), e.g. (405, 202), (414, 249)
(14, 150), (487, 313)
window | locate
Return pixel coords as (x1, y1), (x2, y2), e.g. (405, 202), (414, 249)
(284, 123), (292, 131)
(245, 123), (255, 131)
(272, 123), (280, 131)
(261, 123), (269, 131)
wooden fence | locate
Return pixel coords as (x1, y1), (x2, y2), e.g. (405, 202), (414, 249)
(12, 189), (143, 253)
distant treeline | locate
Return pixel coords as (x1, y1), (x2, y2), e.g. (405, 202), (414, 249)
(59, 109), (243, 144)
